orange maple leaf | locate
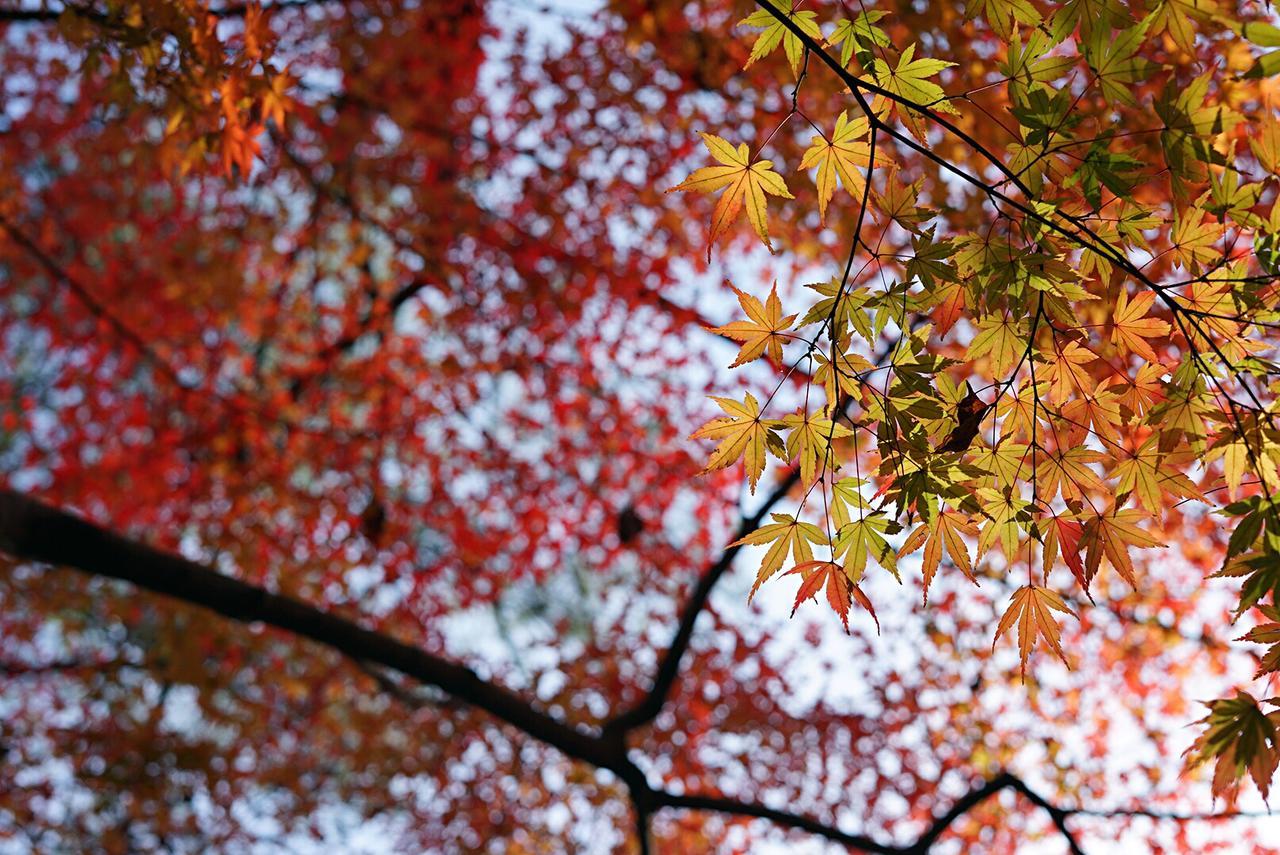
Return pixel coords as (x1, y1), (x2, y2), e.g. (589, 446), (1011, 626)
(994, 585), (1077, 676)
(710, 283), (797, 367)
(1110, 290), (1170, 364)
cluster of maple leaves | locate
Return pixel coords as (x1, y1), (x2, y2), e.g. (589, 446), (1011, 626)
(678, 0), (1280, 801)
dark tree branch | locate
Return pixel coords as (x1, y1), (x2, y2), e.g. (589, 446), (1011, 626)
(603, 463), (803, 734)
(606, 327), (903, 734)
(0, 656), (133, 677)
(655, 772), (1087, 854)
(655, 790), (897, 854)
(0, 489), (1251, 851)
(632, 793), (653, 855)
(0, 489), (616, 774)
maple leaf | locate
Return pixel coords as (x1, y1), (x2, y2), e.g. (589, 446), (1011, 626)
(834, 512), (899, 582)
(977, 486), (1035, 559)
(1113, 435), (1203, 512)
(996, 383), (1042, 442)
(1251, 116), (1280, 173)
(1049, 0), (1132, 42)
(1109, 290), (1170, 364)
(994, 585), (1077, 676)
(1239, 605), (1280, 678)
(786, 560), (878, 632)
(1066, 141), (1144, 211)
(899, 509), (978, 603)
(1213, 547), (1280, 617)
(737, 0), (823, 78)
(869, 43), (956, 109)
(731, 513), (827, 601)
(1042, 514), (1090, 595)
(1171, 211), (1221, 270)
(669, 133), (794, 259)
(779, 410), (854, 485)
(929, 281), (966, 338)
(972, 440), (1031, 489)
(689, 392), (780, 493)
(799, 111), (871, 224)
(964, 0), (1041, 41)
(1204, 170), (1262, 228)
(1150, 0), (1217, 54)
(1082, 504), (1165, 587)
(1110, 361), (1167, 422)
(711, 283), (797, 368)
(827, 12), (890, 68)
(1082, 17), (1154, 108)
(967, 314), (1027, 376)
(1043, 341), (1096, 406)
(874, 170), (935, 231)
(1035, 446), (1105, 503)
(1184, 692), (1280, 804)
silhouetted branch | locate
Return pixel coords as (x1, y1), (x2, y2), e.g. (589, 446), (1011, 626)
(0, 489), (615, 773)
(0, 490), (1256, 851)
(655, 772), (1086, 854)
(607, 328), (903, 734)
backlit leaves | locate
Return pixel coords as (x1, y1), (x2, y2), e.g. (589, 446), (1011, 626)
(670, 133), (793, 259)
(900, 509), (977, 602)
(835, 512), (899, 582)
(799, 111), (871, 224)
(733, 513), (826, 600)
(779, 409), (854, 485)
(690, 393), (778, 493)
(738, 0), (822, 78)
(994, 585), (1077, 675)
(1110, 290), (1171, 364)
(787, 560), (879, 632)
(869, 43), (955, 107)
(679, 0), (1280, 804)
(1184, 693), (1280, 803)
(712, 283), (797, 367)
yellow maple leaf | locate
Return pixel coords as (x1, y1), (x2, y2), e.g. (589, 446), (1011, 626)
(799, 111), (871, 224)
(669, 133), (793, 260)
(1110, 290), (1170, 364)
(689, 392), (779, 493)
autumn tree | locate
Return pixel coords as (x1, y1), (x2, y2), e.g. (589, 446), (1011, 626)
(2, 0), (1280, 852)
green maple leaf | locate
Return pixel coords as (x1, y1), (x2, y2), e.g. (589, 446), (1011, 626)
(1082, 17), (1156, 108)
(1050, 0), (1132, 43)
(778, 409), (853, 485)
(738, 0), (822, 78)
(827, 11), (889, 69)
(964, 0), (1041, 42)
(1066, 140), (1144, 210)
(870, 43), (957, 109)
(834, 512), (900, 582)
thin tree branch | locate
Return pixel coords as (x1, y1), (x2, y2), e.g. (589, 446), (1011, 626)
(656, 771), (1087, 854)
(656, 790), (897, 853)
(606, 330), (900, 734)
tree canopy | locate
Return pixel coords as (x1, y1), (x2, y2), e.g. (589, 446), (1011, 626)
(2, 0), (1280, 852)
